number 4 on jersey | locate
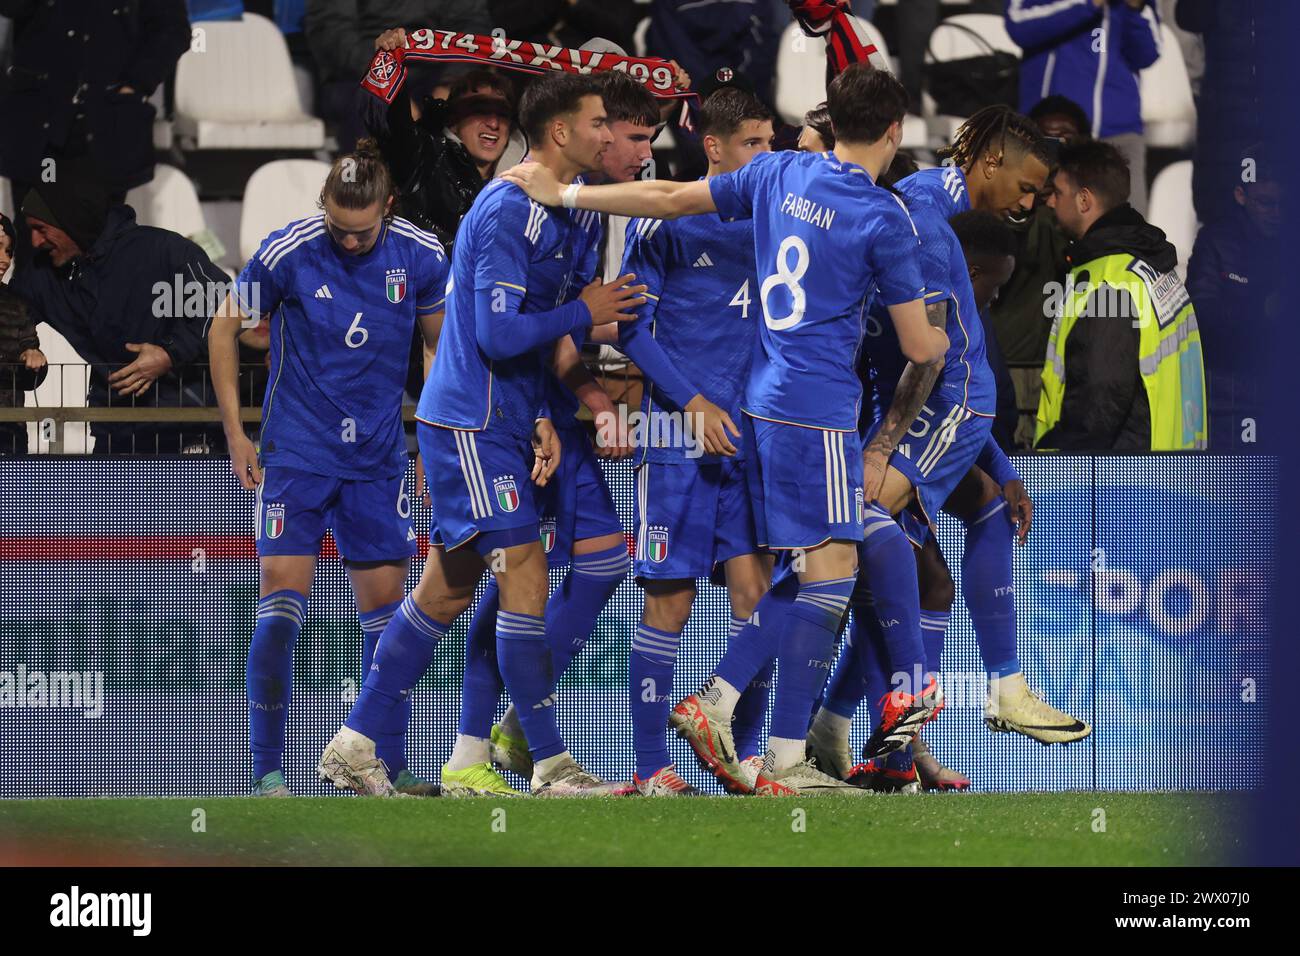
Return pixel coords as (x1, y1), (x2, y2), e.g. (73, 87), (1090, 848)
(729, 280), (752, 319)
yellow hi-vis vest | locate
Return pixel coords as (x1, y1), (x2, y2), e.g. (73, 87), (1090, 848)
(1036, 252), (1207, 450)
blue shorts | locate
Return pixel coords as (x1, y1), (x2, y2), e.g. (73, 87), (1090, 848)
(872, 399), (993, 542)
(745, 413), (864, 550)
(634, 456), (759, 580)
(534, 424), (623, 567)
(418, 421), (540, 552)
(255, 465), (416, 562)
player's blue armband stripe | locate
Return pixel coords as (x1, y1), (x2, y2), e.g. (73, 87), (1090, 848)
(474, 286), (591, 361)
(976, 435), (1019, 487)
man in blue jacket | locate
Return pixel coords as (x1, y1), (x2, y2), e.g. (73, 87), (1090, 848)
(1005, 0), (1162, 212)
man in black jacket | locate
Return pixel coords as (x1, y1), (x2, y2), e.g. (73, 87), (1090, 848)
(12, 172), (229, 454)
(305, 0), (492, 151)
(0, 0), (191, 196)
(1185, 146), (1278, 451)
(1037, 140), (1205, 451)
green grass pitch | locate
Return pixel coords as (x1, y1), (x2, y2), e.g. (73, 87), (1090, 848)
(0, 793), (1241, 866)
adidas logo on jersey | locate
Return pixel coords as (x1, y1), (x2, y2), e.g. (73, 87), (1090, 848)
(314, 285), (333, 299)
(692, 252), (714, 268)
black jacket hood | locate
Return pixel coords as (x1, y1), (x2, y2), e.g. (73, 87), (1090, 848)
(1066, 203), (1178, 274)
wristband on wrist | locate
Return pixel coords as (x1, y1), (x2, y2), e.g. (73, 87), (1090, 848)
(561, 183), (582, 209)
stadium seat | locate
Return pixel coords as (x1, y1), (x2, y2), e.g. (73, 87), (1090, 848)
(774, 18), (926, 149)
(149, 86), (175, 152)
(923, 13), (1021, 142)
(1140, 23), (1197, 150)
(125, 165), (208, 239)
(238, 159), (331, 264)
(0, 175), (12, 223)
(1146, 160), (1197, 280)
(175, 13), (325, 150)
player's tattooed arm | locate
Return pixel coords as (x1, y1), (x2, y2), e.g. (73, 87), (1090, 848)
(862, 299), (948, 502)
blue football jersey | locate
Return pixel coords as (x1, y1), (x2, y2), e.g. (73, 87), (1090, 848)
(417, 178), (599, 438)
(899, 164), (972, 217)
(237, 215), (448, 480)
(544, 202), (603, 432)
(859, 196), (996, 422)
(709, 150), (926, 432)
(620, 210), (758, 463)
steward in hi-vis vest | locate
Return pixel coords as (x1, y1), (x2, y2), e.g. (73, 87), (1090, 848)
(1036, 141), (1206, 451)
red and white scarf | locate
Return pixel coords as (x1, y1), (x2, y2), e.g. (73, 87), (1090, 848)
(360, 29), (695, 106)
(788, 0), (887, 77)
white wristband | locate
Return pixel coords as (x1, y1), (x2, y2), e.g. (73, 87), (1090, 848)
(561, 183), (582, 209)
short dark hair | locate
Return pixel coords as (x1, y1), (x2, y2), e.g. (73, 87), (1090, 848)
(518, 73), (603, 146)
(699, 86), (773, 139)
(826, 63), (908, 145)
(877, 150), (920, 189)
(1028, 95), (1090, 139)
(949, 210), (1018, 262)
(802, 103), (834, 149)
(598, 71), (659, 128)
(1056, 139), (1131, 210)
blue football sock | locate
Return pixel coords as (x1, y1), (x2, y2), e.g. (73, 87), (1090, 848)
(962, 499), (1021, 677)
(861, 603), (894, 739)
(769, 577), (855, 742)
(248, 590), (307, 780)
(496, 610), (564, 762)
(733, 663), (774, 759)
(860, 504), (925, 691)
(546, 543), (627, 679)
(920, 609), (950, 685)
(359, 599), (406, 775)
(458, 578), (504, 738)
(347, 595), (447, 743)
(822, 576), (881, 719)
(630, 623), (680, 779)
(715, 575), (798, 692)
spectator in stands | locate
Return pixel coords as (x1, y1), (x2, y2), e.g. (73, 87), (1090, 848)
(1036, 140), (1206, 451)
(489, 0), (640, 56)
(11, 168), (229, 455)
(988, 94), (1089, 447)
(0, 0), (191, 198)
(1175, 0), (1265, 226)
(646, 0), (783, 105)
(953, 210), (1020, 452)
(1185, 145), (1278, 452)
(367, 30), (517, 245)
(1005, 0), (1163, 214)
(304, 1), (493, 153)
(0, 212), (46, 454)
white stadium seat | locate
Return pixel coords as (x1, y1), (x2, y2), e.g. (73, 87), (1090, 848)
(126, 165), (208, 239)
(238, 159), (332, 264)
(923, 13), (1021, 142)
(1146, 160), (1197, 280)
(1140, 23), (1197, 150)
(774, 18), (926, 149)
(175, 13), (324, 150)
